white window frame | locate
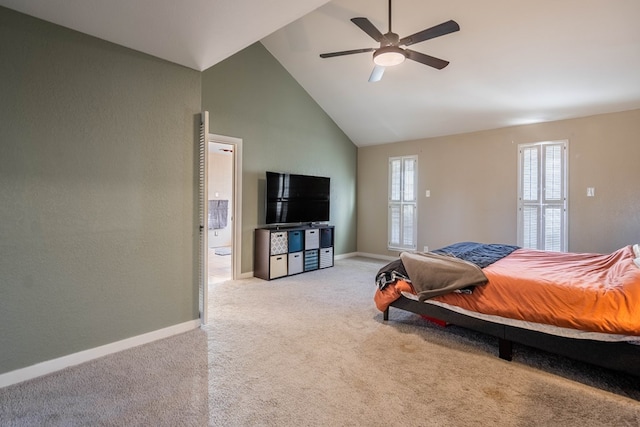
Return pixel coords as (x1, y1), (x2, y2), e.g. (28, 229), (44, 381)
(517, 140), (568, 252)
(388, 155), (417, 251)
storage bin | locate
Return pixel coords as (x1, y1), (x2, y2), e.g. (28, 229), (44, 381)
(288, 230), (304, 253)
(320, 227), (333, 248)
(319, 247), (333, 268)
(270, 231), (288, 255)
(304, 249), (319, 271)
(269, 254), (287, 279)
(288, 252), (304, 275)
(305, 229), (319, 250)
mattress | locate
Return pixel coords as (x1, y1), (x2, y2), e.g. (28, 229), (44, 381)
(376, 244), (640, 343)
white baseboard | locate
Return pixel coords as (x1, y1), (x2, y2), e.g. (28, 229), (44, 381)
(348, 252), (397, 262)
(334, 251), (357, 260)
(237, 271), (254, 279)
(0, 319), (200, 389)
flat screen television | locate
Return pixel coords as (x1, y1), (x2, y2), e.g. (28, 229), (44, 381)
(265, 171), (330, 225)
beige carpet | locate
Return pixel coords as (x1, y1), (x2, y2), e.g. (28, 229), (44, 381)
(1, 257), (639, 426)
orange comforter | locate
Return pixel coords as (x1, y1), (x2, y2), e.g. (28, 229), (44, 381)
(376, 246), (640, 335)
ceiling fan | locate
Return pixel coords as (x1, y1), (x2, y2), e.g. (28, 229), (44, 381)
(319, 0), (460, 82)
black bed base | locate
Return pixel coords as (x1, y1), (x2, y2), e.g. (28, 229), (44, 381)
(385, 295), (640, 378)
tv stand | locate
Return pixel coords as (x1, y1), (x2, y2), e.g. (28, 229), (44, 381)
(254, 225), (334, 280)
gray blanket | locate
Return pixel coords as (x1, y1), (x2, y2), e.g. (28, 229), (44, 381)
(400, 251), (488, 301)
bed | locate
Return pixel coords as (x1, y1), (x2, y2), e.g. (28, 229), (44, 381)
(375, 242), (640, 377)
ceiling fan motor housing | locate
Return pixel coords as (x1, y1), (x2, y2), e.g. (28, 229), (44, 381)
(381, 32), (400, 47)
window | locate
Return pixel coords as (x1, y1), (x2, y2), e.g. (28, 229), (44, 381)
(388, 156), (417, 251)
(517, 140), (568, 251)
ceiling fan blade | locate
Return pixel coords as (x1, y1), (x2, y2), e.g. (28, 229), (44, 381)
(320, 48), (375, 58)
(405, 49), (450, 69)
(399, 20), (460, 47)
(351, 17), (384, 42)
(368, 65), (385, 83)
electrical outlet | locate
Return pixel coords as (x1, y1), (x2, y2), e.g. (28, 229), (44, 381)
(423, 246), (429, 252)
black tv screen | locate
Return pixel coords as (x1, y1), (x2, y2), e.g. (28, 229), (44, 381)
(265, 171), (330, 225)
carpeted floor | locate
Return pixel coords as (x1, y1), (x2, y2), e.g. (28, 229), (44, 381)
(1, 257), (639, 426)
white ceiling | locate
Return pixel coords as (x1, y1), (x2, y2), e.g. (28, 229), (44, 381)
(0, 0), (330, 70)
(3, 0), (640, 147)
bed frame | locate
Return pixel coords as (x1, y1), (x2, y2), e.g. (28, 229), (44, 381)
(385, 295), (640, 377)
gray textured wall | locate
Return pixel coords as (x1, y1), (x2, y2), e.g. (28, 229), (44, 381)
(358, 109), (640, 256)
(201, 42), (358, 274)
(0, 7), (201, 374)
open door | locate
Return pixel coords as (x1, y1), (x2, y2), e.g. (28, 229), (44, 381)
(198, 112), (210, 325)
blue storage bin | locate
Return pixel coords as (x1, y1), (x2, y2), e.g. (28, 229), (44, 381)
(288, 230), (304, 253)
(320, 227), (333, 248)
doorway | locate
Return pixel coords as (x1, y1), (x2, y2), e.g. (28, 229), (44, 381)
(205, 133), (242, 287)
(207, 141), (234, 284)
(199, 111), (242, 325)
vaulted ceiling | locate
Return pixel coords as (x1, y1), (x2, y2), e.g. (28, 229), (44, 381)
(3, 0), (640, 146)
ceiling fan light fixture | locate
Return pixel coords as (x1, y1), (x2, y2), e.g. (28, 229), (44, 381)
(373, 46), (406, 66)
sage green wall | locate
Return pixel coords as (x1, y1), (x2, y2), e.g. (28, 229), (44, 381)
(358, 109), (640, 256)
(0, 7), (201, 374)
(201, 42), (358, 274)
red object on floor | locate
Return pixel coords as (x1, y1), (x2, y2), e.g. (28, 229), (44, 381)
(421, 315), (448, 327)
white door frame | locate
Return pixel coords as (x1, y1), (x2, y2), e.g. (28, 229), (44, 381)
(200, 128), (242, 326)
